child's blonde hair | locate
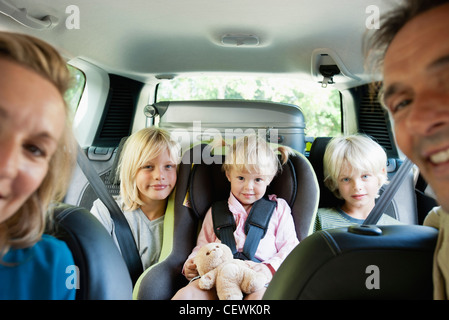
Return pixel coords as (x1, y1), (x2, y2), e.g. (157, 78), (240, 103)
(222, 134), (293, 181)
(323, 134), (388, 199)
(119, 127), (180, 211)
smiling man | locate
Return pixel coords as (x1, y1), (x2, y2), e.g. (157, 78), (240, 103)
(369, 0), (449, 299)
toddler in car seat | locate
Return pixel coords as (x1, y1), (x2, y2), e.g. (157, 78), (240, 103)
(90, 127), (180, 270)
(172, 134), (299, 300)
(314, 134), (402, 231)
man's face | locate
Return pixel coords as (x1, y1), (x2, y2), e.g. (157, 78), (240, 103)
(383, 4), (449, 211)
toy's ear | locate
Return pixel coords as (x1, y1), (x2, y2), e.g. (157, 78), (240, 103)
(220, 243), (234, 261)
(195, 244), (214, 275)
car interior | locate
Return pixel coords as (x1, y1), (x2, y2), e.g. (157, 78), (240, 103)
(0, 0), (440, 300)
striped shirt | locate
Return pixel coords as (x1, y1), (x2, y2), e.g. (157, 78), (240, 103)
(314, 207), (403, 232)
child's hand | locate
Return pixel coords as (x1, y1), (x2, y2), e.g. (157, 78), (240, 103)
(184, 258), (199, 280)
(244, 261), (273, 282)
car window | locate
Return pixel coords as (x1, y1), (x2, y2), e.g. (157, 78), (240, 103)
(65, 65), (86, 115)
(156, 76), (341, 137)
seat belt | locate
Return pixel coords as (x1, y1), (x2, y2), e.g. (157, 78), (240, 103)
(212, 197), (276, 262)
(363, 157), (414, 225)
(76, 145), (143, 285)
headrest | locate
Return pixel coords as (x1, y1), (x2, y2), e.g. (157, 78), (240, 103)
(308, 137), (343, 208)
(264, 225), (438, 299)
(107, 136), (128, 184)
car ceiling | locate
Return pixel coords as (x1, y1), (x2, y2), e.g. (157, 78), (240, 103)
(0, 0), (398, 88)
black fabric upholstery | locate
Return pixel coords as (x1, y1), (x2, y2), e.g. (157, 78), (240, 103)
(264, 225), (437, 300)
(49, 203), (133, 300)
(308, 137), (343, 209)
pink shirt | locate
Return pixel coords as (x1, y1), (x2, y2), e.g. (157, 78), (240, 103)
(185, 193), (299, 272)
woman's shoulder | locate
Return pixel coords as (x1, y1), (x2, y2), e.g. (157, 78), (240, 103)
(3, 234), (71, 262)
(40, 233), (66, 244)
(3, 234), (74, 268)
(0, 235), (75, 300)
(37, 234), (73, 259)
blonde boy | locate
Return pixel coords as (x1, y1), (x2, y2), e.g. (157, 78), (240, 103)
(314, 134), (401, 231)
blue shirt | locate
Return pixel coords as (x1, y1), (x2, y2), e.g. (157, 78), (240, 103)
(0, 234), (76, 300)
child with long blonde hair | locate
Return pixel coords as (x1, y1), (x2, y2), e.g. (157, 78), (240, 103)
(91, 127), (180, 270)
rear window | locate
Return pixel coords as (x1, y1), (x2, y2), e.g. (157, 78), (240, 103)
(156, 76), (341, 137)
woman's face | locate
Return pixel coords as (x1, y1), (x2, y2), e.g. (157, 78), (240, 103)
(0, 59), (66, 224)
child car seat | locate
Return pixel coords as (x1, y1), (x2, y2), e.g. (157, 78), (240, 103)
(133, 142), (319, 299)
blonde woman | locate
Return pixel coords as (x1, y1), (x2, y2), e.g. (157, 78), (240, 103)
(314, 134), (402, 231)
(173, 135), (299, 300)
(0, 32), (77, 299)
(91, 127), (180, 270)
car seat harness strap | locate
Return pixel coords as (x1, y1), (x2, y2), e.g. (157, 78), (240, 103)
(212, 197), (276, 262)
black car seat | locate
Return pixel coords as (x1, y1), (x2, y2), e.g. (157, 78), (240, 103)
(307, 137), (340, 209)
(187, 143), (319, 241)
(133, 142), (320, 299)
(57, 139), (197, 300)
(48, 203), (133, 299)
(263, 224), (437, 299)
